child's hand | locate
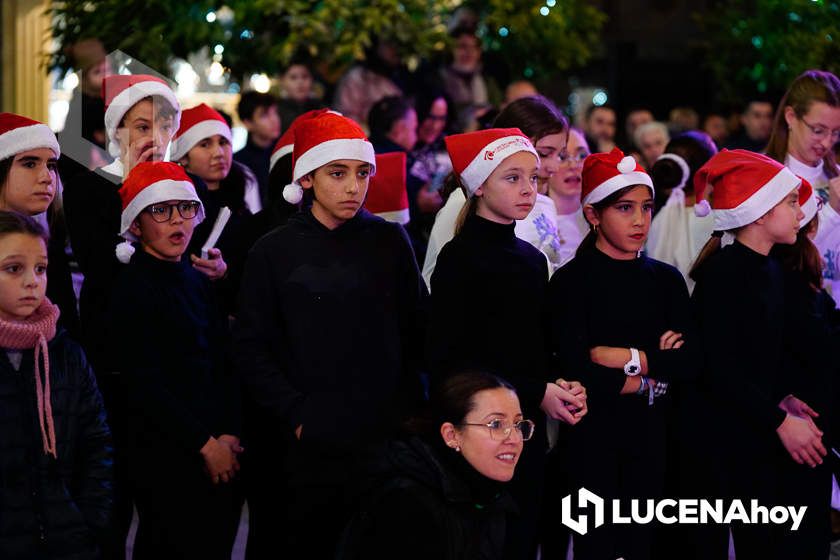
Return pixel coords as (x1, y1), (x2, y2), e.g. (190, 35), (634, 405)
(191, 248), (227, 281)
(217, 434), (244, 462)
(779, 394), (820, 421)
(200, 436), (238, 483)
(659, 330), (684, 350)
(555, 378), (588, 415)
(123, 136), (158, 175)
(541, 383), (586, 425)
(776, 414), (826, 467)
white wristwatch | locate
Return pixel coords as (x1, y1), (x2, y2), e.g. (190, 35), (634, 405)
(623, 347), (641, 376)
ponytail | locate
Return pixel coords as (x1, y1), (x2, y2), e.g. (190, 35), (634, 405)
(688, 231), (724, 281)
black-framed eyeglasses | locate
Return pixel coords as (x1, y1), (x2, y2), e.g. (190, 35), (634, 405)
(460, 419), (535, 441)
(798, 116), (840, 142)
(144, 201), (200, 223)
(558, 150), (589, 164)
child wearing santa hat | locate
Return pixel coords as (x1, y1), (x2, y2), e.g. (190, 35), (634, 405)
(544, 147), (698, 559)
(685, 149), (819, 559)
(61, 77), (227, 556)
(426, 127), (588, 560)
(0, 210), (112, 560)
(172, 103), (265, 314)
(767, 182), (835, 559)
(234, 111), (427, 558)
(0, 112), (80, 340)
(107, 161), (242, 558)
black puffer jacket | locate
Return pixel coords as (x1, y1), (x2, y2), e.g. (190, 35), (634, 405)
(337, 436), (516, 560)
(0, 330), (113, 559)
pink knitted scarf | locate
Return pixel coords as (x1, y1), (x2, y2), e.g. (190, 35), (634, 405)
(0, 299), (60, 458)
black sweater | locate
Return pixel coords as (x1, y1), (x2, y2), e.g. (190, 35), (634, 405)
(691, 241), (788, 446)
(781, 270), (839, 443)
(427, 214), (549, 417)
(233, 208), (427, 449)
(547, 245), (699, 407)
(107, 250), (239, 474)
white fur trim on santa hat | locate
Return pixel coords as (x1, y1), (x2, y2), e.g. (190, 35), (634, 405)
(119, 178), (205, 240)
(711, 167), (801, 231)
(800, 191), (820, 228)
(0, 123), (60, 162)
(583, 171), (654, 206)
(170, 119), (231, 162)
(270, 144), (294, 171)
(105, 81), (180, 158)
(292, 138), (376, 183)
(460, 135), (538, 196)
(373, 208), (410, 225)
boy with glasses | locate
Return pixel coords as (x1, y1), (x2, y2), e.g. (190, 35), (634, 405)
(108, 162), (243, 558)
(235, 111), (428, 559)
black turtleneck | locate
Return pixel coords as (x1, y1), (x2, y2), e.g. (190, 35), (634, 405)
(427, 213), (549, 417)
(234, 208), (428, 448)
(691, 240), (787, 442)
(547, 244), (699, 406)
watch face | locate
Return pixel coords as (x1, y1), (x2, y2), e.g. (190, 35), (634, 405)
(629, 366), (638, 374)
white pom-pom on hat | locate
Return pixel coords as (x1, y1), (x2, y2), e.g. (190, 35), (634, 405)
(115, 240), (136, 264)
(694, 199), (711, 217)
(283, 183), (303, 205)
(617, 155), (636, 174)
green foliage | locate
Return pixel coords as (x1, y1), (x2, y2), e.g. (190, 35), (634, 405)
(697, 0), (840, 102)
(49, 0), (606, 82)
(466, 0), (607, 81)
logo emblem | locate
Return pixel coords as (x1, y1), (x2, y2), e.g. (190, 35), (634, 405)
(484, 150), (494, 160)
(561, 487), (605, 535)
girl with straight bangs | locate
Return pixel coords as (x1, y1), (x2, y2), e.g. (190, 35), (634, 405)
(546, 148), (699, 560)
(422, 95), (569, 287)
(427, 127), (587, 560)
(686, 149), (822, 560)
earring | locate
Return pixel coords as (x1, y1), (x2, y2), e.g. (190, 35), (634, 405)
(593, 224), (599, 234)
(449, 442), (461, 452)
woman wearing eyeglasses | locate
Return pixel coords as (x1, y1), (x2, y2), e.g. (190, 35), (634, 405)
(337, 372), (531, 560)
(766, 70), (840, 300)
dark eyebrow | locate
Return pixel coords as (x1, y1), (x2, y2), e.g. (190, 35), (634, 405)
(325, 164), (350, 170)
(17, 156), (41, 163)
(615, 198), (654, 204)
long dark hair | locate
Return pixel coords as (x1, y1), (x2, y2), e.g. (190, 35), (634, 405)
(217, 160), (255, 215)
(770, 216), (823, 291)
(405, 371), (517, 437)
(766, 69), (840, 179)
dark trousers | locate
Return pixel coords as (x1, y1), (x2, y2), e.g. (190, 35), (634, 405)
(280, 439), (370, 559)
(132, 473), (241, 559)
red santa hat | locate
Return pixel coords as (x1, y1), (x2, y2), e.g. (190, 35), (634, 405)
(169, 103), (231, 161)
(693, 149), (807, 231)
(115, 161), (204, 263)
(0, 113), (60, 161)
(581, 147), (654, 206)
(102, 74), (181, 158)
(364, 152), (409, 224)
(799, 179), (819, 228)
(282, 112), (376, 204)
(444, 128), (538, 197)
(270, 108), (335, 172)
